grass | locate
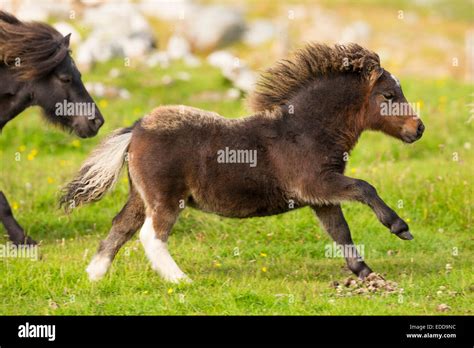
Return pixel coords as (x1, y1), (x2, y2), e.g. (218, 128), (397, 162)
(0, 55), (473, 315)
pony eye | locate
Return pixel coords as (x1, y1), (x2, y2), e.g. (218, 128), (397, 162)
(58, 75), (72, 83)
(383, 93), (394, 100)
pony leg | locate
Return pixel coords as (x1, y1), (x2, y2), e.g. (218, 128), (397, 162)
(86, 188), (145, 281)
(312, 204), (372, 279)
(319, 174), (412, 240)
(139, 205), (190, 283)
(0, 191), (36, 245)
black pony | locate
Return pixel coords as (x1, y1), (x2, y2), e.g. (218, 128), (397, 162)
(0, 11), (104, 244)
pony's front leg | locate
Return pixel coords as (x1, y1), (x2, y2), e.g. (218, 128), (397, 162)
(0, 191), (36, 245)
(320, 174), (412, 240)
(312, 204), (372, 279)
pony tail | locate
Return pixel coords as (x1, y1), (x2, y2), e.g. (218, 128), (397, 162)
(59, 128), (133, 212)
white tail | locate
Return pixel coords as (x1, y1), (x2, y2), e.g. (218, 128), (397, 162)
(60, 128), (132, 211)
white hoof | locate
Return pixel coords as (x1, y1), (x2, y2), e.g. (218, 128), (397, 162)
(140, 217), (191, 284)
(86, 254), (111, 281)
(163, 273), (192, 284)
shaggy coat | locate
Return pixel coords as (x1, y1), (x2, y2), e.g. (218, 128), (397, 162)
(61, 43), (425, 282)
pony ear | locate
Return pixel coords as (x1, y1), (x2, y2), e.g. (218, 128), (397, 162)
(368, 67), (384, 87)
(62, 33), (71, 47)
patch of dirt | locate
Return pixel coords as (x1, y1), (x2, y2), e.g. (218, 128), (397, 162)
(331, 273), (402, 297)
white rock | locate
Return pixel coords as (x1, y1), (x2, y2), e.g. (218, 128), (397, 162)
(167, 35), (191, 60)
(207, 51), (256, 93)
(207, 51), (236, 70)
(225, 88), (241, 100)
(15, 0), (72, 21)
(85, 82), (106, 98)
(77, 3), (156, 68)
(119, 89), (131, 100)
(146, 51), (170, 68)
(138, 0), (198, 21)
(184, 5), (245, 51)
(230, 68), (256, 93)
(109, 68), (121, 78)
(84, 82), (130, 99)
(184, 54), (201, 67)
(244, 20), (275, 46)
(176, 71), (191, 81)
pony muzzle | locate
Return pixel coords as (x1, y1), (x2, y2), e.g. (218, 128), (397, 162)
(401, 119), (424, 143)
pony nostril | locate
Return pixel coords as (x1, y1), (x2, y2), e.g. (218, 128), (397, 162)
(417, 123), (425, 135)
(93, 118), (104, 129)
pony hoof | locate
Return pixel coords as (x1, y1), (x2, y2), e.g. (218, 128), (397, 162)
(165, 274), (193, 284)
(396, 230), (414, 240)
(86, 255), (111, 281)
(12, 236), (37, 246)
(390, 218), (410, 237)
(357, 267), (373, 280)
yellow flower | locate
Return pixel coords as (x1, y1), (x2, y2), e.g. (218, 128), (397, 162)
(260, 252), (267, 257)
(261, 267), (267, 273)
(167, 288), (173, 294)
(350, 168), (357, 174)
(70, 140), (81, 148)
(406, 218), (411, 223)
(12, 202), (19, 210)
(27, 149), (38, 161)
(47, 177), (55, 184)
(213, 261), (222, 268)
(99, 100), (108, 109)
(18, 145), (26, 152)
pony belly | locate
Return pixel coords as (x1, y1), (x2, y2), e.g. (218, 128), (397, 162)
(187, 187), (295, 218)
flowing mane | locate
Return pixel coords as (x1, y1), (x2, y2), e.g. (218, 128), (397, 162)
(247, 43), (381, 112)
(0, 11), (68, 80)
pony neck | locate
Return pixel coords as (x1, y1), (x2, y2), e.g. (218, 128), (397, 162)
(283, 74), (369, 153)
(0, 68), (33, 130)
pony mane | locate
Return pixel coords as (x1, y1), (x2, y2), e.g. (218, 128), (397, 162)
(0, 11), (68, 80)
(247, 43), (381, 112)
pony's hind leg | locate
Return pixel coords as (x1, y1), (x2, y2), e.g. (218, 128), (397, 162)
(139, 203), (190, 283)
(86, 187), (145, 281)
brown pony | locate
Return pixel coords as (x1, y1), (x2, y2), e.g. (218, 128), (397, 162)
(61, 43), (424, 283)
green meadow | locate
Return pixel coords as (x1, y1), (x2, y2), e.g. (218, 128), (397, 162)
(0, 57), (472, 315)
